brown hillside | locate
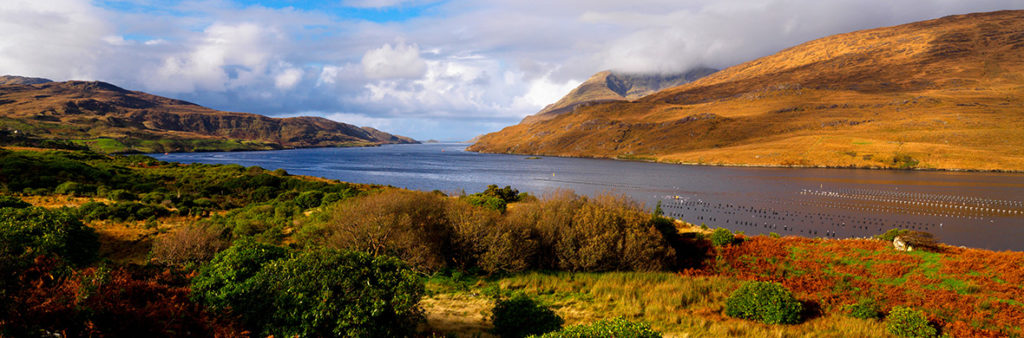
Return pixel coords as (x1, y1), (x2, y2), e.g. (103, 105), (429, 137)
(525, 68), (716, 124)
(0, 79), (416, 152)
(469, 10), (1024, 171)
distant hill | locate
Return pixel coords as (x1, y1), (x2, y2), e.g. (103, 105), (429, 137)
(470, 10), (1024, 171)
(523, 68), (716, 124)
(0, 78), (416, 153)
(0, 75), (52, 85)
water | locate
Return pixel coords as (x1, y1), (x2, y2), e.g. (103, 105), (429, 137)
(152, 143), (1024, 251)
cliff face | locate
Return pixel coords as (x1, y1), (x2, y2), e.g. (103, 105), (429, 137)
(0, 79), (417, 152)
(470, 10), (1024, 171)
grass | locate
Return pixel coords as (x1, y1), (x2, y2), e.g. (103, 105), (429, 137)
(422, 271), (891, 337)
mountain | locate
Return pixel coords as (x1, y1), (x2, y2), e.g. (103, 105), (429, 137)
(524, 68), (716, 124)
(470, 10), (1024, 171)
(0, 75), (52, 85)
(0, 79), (416, 153)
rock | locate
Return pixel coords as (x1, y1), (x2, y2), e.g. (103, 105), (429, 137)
(893, 236), (914, 252)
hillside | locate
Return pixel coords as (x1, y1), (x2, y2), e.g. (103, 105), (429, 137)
(524, 68), (717, 123)
(470, 10), (1024, 171)
(0, 78), (416, 153)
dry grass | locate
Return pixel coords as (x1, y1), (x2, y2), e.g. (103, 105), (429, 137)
(422, 271), (890, 337)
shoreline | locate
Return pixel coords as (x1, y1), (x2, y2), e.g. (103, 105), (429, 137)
(465, 148), (1024, 174)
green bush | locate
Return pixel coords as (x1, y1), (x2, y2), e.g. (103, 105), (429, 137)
(466, 194), (507, 212)
(250, 248), (424, 337)
(482, 184), (521, 203)
(536, 317), (661, 338)
(725, 281), (803, 324)
(191, 239), (288, 312)
(847, 298), (883, 320)
(55, 181), (95, 196)
(491, 293), (563, 338)
(885, 306), (937, 337)
(293, 190), (324, 209)
(106, 189), (137, 201)
(0, 207), (98, 266)
(0, 195), (31, 209)
(711, 228), (734, 247)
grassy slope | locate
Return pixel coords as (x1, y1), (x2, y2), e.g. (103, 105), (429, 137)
(470, 10), (1024, 171)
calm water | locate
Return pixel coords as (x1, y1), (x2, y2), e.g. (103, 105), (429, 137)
(153, 143), (1024, 250)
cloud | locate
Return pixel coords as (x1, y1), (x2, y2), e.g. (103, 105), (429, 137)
(341, 0), (440, 9)
(361, 40), (428, 79)
(0, 0), (1020, 140)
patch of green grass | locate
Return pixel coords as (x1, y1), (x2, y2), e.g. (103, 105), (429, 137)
(72, 138), (131, 153)
(937, 278), (980, 295)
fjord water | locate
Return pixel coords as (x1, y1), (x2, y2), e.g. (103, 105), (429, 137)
(153, 143), (1024, 250)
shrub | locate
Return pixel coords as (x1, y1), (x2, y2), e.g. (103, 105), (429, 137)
(490, 293), (563, 338)
(466, 194), (507, 212)
(847, 298), (883, 320)
(293, 190), (324, 209)
(482, 184), (521, 203)
(249, 248), (424, 337)
(0, 195), (30, 209)
(0, 207), (98, 266)
(106, 189), (136, 201)
(725, 281), (803, 324)
(150, 226), (226, 266)
(191, 239), (288, 312)
(537, 317), (661, 338)
(711, 228), (734, 247)
(885, 306), (937, 337)
(54, 181), (95, 196)
(311, 189), (452, 273)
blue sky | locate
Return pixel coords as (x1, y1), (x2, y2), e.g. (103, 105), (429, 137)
(0, 0), (1021, 140)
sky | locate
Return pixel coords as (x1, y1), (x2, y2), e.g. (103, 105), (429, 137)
(0, 1), (1020, 141)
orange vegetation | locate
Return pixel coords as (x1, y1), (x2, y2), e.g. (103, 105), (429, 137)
(471, 10), (1024, 171)
(697, 236), (1024, 337)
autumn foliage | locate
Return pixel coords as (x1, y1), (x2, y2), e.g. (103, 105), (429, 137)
(699, 235), (1024, 337)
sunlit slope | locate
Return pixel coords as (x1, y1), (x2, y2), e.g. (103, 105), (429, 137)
(470, 10), (1024, 171)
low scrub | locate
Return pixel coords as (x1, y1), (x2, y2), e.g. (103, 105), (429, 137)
(536, 317), (661, 338)
(304, 188), (680, 273)
(490, 293), (563, 338)
(711, 228), (734, 247)
(885, 306), (937, 337)
(725, 281), (803, 324)
(846, 298), (883, 320)
(192, 240), (423, 336)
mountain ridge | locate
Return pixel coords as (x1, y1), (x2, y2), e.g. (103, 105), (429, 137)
(0, 78), (417, 153)
(525, 68), (716, 124)
(469, 10), (1024, 171)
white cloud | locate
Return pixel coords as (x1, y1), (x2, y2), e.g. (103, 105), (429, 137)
(274, 66), (304, 90)
(0, 0), (1020, 140)
(361, 40), (428, 79)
